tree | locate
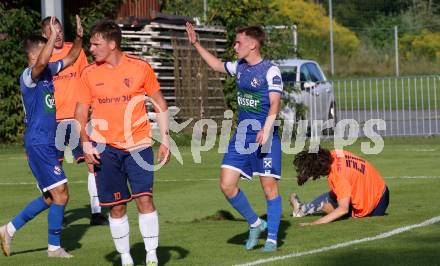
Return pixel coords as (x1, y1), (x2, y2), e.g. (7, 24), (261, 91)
(0, 2), (40, 143)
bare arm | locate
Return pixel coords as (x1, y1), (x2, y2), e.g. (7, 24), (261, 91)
(256, 92), (281, 145)
(75, 102), (100, 165)
(185, 22), (226, 73)
(150, 90), (170, 164)
(62, 15), (83, 69)
(31, 17), (57, 81)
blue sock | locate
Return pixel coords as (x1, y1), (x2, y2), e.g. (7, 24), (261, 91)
(227, 190), (259, 225)
(267, 196), (282, 242)
(302, 192), (336, 214)
(11, 197), (49, 230)
(47, 203), (65, 247)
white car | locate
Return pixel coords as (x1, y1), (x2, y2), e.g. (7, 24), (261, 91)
(275, 59), (336, 134)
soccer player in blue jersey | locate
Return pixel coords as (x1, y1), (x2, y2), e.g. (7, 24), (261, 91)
(186, 23), (283, 252)
(0, 16), (83, 258)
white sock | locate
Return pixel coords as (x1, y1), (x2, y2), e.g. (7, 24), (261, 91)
(6, 222), (16, 237)
(266, 239), (277, 244)
(139, 210), (159, 263)
(121, 253), (133, 265)
(109, 215), (130, 254)
(250, 218), (262, 228)
(48, 244), (60, 251)
(87, 172), (101, 214)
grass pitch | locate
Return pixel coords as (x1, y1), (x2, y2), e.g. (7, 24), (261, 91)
(0, 137), (440, 265)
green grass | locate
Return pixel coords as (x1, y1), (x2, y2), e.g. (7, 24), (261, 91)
(0, 138), (440, 265)
(332, 75), (440, 111)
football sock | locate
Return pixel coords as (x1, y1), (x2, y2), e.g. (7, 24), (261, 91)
(87, 172), (101, 214)
(6, 222), (16, 237)
(139, 210), (159, 263)
(109, 214), (131, 254)
(11, 196), (49, 233)
(47, 203), (65, 248)
(250, 218), (262, 228)
(302, 192), (335, 214)
(266, 195), (281, 243)
(227, 190), (259, 226)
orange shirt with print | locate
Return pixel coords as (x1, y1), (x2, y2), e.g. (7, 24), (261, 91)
(327, 150), (386, 217)
(78, 53), (160, 149)
(50, 42), (88, 121)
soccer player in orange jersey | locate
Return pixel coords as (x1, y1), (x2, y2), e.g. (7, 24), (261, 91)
(75, 19), (170, 266)
(41, 17), (108, 226)
(290, 147), (389, 225)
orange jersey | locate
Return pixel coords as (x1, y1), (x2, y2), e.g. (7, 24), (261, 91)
(328, 150), (386, 217)
(50, 42), (88, 120)
(78, 53), (160, 149)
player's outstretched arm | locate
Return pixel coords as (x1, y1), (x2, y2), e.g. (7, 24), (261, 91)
(185, 22), (226, 73)
(62, 15), (83, 69)
(301, 196), (350, 226)
(31, 16), (57, 81)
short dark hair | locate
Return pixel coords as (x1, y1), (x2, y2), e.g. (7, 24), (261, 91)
(41, 16), (62, 30)
(23, 35), (47, 54)
(236, 26), (265, 47)
(90, 19), (122, 49)
(293, 147), (333, 186)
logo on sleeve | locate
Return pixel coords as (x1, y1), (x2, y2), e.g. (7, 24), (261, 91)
(272, 75), (282, 85)
(44, 92), (56, 113)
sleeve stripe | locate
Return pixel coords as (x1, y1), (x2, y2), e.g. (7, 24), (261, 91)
(57, 61), (64, 73)
(224, 62), (232, 76)
(268, 89), (282, 94)
(268, 87), (283, 92)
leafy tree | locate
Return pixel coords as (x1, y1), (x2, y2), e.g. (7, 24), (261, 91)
(0, 0), (123, 143)
(205, 0), (293, 112)
(0, 2), (40, 143)
(272, 0), (359, 61)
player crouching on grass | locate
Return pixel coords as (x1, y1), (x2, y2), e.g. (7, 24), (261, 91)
(0, 16), (83, 258)
(290, 147), (389, 225)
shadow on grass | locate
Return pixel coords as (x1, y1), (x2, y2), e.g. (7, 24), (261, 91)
(10, 247), (47, 256)
(305, 242), (440, 266)
(105, 243), (189, 266)
(62, 205), (108, 251)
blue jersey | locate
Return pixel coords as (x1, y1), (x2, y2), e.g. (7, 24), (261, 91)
(20, 60), (64, 145)
(225, 59), (283, 134)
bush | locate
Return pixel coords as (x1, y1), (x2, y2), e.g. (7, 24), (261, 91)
(0, 3), (40, 143)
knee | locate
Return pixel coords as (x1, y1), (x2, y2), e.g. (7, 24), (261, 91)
(219, 181), (237, 198)
(136, 196), (155, 214)
(50, 187), (69, 205)
(110, 205), (127, 218)
(262, 185), (278, 200)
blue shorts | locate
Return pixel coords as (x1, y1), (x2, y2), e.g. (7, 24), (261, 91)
(56, 120), (84, 163)
(221, 131), (282, 180)
(26, 144), (67, 192)
(369, 186), (389, 216)
(94, 145), (155, 207)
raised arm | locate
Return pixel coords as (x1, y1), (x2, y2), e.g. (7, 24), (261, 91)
(31, 17), (57, 81)
(62, 15), (83, 69)
(185, 22), (226, 73)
